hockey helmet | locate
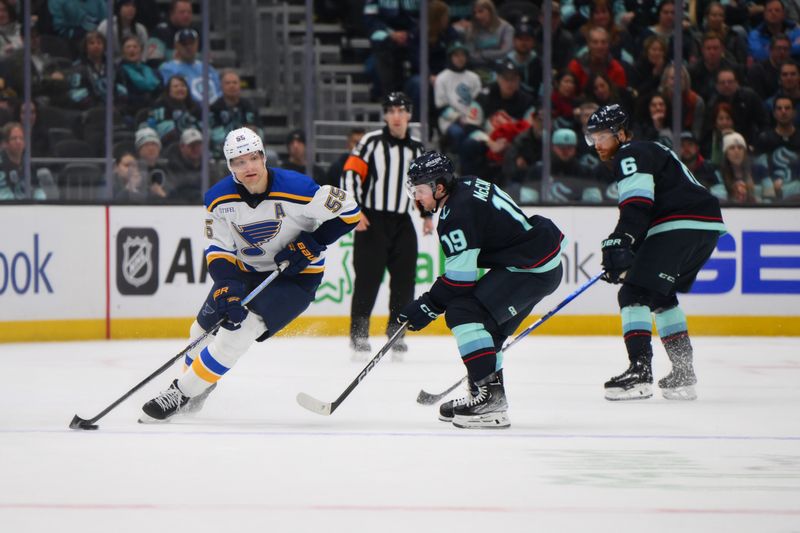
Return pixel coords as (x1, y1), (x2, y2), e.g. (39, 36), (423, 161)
(585, 104), (629, 146)
(223, 128), (265, 173)
(406, 151), (455, 200)
(382, 91), (412, 114)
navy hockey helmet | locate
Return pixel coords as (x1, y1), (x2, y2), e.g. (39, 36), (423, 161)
(382, 91), (412, 113)
(406, 151), (455, 197)
(585, 104), (629, 146)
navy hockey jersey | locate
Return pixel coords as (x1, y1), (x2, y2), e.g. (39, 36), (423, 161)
(610, 141), (726, 242)
(434, 177), (564, 295)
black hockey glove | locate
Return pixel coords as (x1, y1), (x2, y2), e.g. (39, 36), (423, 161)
(398, 294), (443, 331)
(275, 231), (326, 276)
(601, 232), (635, 284)
(212, 279), (249, 329)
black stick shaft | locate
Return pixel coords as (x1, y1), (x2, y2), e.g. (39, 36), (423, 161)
(71, 267), (283, 427)
(329, 323), (409, 413)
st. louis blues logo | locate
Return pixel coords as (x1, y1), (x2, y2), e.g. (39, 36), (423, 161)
(235, 220), (282, 256)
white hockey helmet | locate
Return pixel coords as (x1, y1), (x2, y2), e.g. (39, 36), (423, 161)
(223, 127), (265, 173)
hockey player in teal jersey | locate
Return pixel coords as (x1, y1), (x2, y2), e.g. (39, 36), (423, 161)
(398, 152), (565, 429)
(140, 128), (360, 422)
(586, 104), (726, 402)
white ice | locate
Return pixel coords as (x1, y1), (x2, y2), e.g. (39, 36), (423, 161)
(1, 335), (799, 532)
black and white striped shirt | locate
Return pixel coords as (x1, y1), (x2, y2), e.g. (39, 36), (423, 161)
(341, 126), (424, 214)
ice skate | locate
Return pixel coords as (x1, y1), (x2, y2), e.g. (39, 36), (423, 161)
(139, 379), (190, 423)
(182, 382), (217, 414)
(658, 365), (697, 401)
(604, 360), (653, 401)
(452, 374), (510, 429)
(438, 378), (478, 422)
(390, 337), (407, 362)
(350, 338), (371, 362)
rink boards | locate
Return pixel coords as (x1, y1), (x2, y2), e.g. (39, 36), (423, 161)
(0, 205), (798, 341)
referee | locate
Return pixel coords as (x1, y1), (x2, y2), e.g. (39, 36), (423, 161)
(341, 92), (433, 361)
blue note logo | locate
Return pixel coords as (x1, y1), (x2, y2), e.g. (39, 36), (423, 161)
(235, 220), (282, 257)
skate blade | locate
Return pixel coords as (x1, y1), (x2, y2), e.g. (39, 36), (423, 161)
(438, 414), (453, 422)
(661, 385), (697, 401)
(452, 411), (510, 429)
(605, 383), (653, 401)
(137, 413), (173, 424)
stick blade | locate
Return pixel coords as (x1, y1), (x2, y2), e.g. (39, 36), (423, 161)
(296, 392), (333, 416)
(69, 415), (98, 430)
(416, 389), (442, 405)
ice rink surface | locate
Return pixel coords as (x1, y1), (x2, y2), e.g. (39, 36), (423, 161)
(1, 335), (799, 532)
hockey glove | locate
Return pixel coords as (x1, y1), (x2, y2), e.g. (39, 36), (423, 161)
(398, 294), (443, 331)
(601, 232), (635, 284)
(274, 231), (326, 276)
(212, 279), (249, 329)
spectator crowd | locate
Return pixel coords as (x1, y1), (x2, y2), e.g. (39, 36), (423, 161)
(1, 0), (799, 205)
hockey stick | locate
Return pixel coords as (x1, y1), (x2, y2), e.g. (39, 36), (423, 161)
(296, 322), (410, 415)
(69, 265), (285, 430)
(416, 271), (604, 405)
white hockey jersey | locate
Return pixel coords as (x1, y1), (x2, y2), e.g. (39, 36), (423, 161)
(204, 167), (360, 277)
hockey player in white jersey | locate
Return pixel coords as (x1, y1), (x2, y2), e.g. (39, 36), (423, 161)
(140, 128), (361, 422)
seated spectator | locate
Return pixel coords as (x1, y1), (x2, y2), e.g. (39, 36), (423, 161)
(706, 67), (768, 146)
(747, 0), (800, 62)
(633, 92), (673, 146)
(630, 35), (668, 100)
(702, 101), (735, 165)
(49, 0), (106, 41)
(754, 96), (800, 201)
(506, 17), (542, 97)
(689, 32), (743, 104)
(0, 0), (22, 60)
(113, 149), (148, 202)
(459, 59), (535, 177)
(97, 0), (148, 59)
(14, 100), (48, 157)
(405, 0), (459, 121)
(636, 0), (697, 62)
(719, 131), (774, 204)
(139, 74), (200, 146)
(150, 0), (195, 62)
(2, 21), (70, 106)
(679, 130), (726, 199)
(700, 2), (748, 66)
(67, 31), (126, 110)
(586, 71), (635, 111)
(535, 1), (575, 72)
(748, 34), (792, 100)
(434, 41), (482, 153)
(659, 63), (705, 139)
(363, 0), (418, 95)
(116, 35), (161, 119)
(166, 127), (202, 203)
(568, 26), (627, 93)
(159, 28), (222, 104)
(766, 61), (800, 125)
(281, 129), (326, 184)
(0, 121), (56, 200)
(326, 127), (364, 188)
(523, 128), (602, 204)
(551, 70), (580, 130)
(573, 0), (635, 66)
(460, 0), (514, 82)
(134, 126), (169, 200)
(501, 109), (543, 188)
(210, 69), (263, 157)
